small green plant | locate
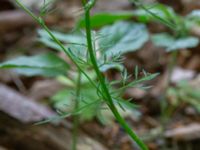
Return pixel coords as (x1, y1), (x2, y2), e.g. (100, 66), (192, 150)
(0, 0), (167, 150)
(167, 80), (200, 113)
(91, 1), (200, 149)
(149, 7), (200, 121)
(4, 0), (198, 149)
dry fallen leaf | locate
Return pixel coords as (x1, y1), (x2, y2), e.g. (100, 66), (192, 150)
(171, 67), (196, 83)
(0, 146), (7, 150)
(0, 84), (55, 123)
(165, 123), (200, 141)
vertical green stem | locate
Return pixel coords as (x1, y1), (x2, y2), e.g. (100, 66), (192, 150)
(72, 70), (82, 150)
(82, 1), (148, 150)
(167, 51), (178, 87)
(162, 50), (178, 121)
(160, 50), (178, 149)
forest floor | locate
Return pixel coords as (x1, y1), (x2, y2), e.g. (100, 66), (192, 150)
(0, 0), (200, 150)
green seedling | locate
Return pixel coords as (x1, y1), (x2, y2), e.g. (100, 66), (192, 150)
(167, 81), (200, 113)
(151, 20), (199, 121)
(3, 0), (192, 149)
(0, 0), (169, 150)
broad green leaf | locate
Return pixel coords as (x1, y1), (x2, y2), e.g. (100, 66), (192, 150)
(38, 29), (85, 44)
(0, 53), (69, 76)
(168, 37), (199, 51)
(38, 29), (87, 57)
(152, 33), (199, 51)
(77, 11), (135, 28)
(151, 33), (174, 48)
(185, 10), (200, 28)
(99, 21), (149, 57)
(39, 37), (64, 51)
(187, 10), (200, 18)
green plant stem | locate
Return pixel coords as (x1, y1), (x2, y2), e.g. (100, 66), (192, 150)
(167, 51), (178, 87)
(83, 1), (148, 150)
(72, 70), (82, 150)
(159, 50), (178, 149)
(162, 50), (178, 121)
(161, 50), (178, 117)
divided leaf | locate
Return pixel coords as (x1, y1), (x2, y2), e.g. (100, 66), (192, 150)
(0, 53), (69, 76)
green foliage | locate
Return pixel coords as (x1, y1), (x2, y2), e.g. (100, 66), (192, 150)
(98, 21), (149, 57)
(52, 69), (157, 123)
(131, 1), (200, 37)
(77, 3), (178, 30)
(152, 33), (199, 52)
(12, 0), (165, 149)
(52, 84), (101, 121)
(77, 11), (135, 28)
(99, 63), (123, 72)
(167, 81), (200, 112)
(39, 21), (149, 57)
(131, 2), (178, 30)
(186, 10), (200, 27)
(39, 21), (149, 71)
(134, 3), (177, 23)
(188, 10), (200, 18)
(38, 30), (86, 55)
(0, 53), (69, 76)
